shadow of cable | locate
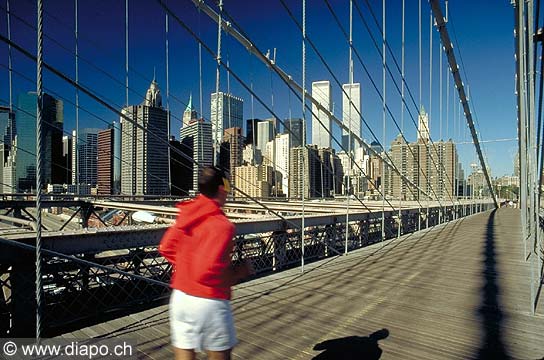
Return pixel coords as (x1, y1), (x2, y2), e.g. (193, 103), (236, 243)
(311, 328), (389, 360)
(477, 209), (510, 359)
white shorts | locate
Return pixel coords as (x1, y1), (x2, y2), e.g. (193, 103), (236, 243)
(169, 289), (238, 352)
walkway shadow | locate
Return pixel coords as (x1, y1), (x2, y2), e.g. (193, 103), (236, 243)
(311, 328), (389, 360)
(477, 209), (509, 359)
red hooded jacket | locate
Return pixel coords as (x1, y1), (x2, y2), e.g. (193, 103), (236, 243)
(159, 195), (237, 300)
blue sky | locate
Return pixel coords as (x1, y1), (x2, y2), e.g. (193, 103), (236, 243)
(0, 0), (518, 176)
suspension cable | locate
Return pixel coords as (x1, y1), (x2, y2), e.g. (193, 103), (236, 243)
(277, 0), (428, 207)
(35, 0), (44, 340)
(319, 0), (444, 208)
(357, 0), (459, 208)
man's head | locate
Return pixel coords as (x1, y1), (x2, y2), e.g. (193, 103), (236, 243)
(198, 167), (230, 206)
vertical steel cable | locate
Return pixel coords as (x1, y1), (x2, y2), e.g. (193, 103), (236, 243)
(301, 0), (306, 272)
(166, 10), (171, 190)
(345, 0), (352, 254)
(35, 0), (44, 340)
(517, 0), (528, 260)
(7, 0), (14, 182)
(198, 7), (203, 119)
(7, 0), (12, 115)
(399, 0), (405, 238)
(439, 17), (445, 213)
(381, 0), (386, 242)
(447, 45), (450, 140)
(427, 11), (432, 227)
(527, 0), (539, 314)
(418, 0), (422, 231)
(419, 0), (422, 109)
(125, 0), (129, 107)
(439, 25), (443, 142)
(75, 0), (79, 194)
(213, 0), (223, 166)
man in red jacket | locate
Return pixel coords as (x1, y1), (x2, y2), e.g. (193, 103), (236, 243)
(159, 167), (252, 360)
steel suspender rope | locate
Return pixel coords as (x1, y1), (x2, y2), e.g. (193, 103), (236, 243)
(125, 0), (130, 194)
(213, 0), (223, 167)
(418, 0), (422, 231)
(381, 0), (386, 242)
(7, 0), (13, 158)
(166, 11), (171, 190)
(346, 0), (353, 255)
(301, 0), (306, 272)
(427, 10), (432, 228)
(36, 0), (44, 340)
(399, 0), (405, 238)
(75, 0), (80, 195)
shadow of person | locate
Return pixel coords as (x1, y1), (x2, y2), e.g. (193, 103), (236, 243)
(312, 328), (389, 360)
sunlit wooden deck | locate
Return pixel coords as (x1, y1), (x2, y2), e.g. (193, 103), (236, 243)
(62, 208), (544, 359)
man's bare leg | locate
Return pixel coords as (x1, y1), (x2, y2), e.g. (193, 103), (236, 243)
(206, 349), (232, 360)
(174, 348), (196, 360)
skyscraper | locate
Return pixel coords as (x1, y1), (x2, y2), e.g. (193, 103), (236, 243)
(311, 81), (332, 148)
(62, 135), (72, 185)
(317, 147), (334, 198)
(289, 145), (320, 199)
(274, 133), (290, 197)
(385, 136), (457, 201)
(234, 164), (273, 199)
(417, 107), (430, 142)
(8, 92), (63, 192)
(245, 118), (263, 146)
(182, 94), (198, 127)
(220, 127), (243, 190)
(342, 83), (361, 151)
(283, 118), (304, 148)
(0, 106), (15, 157)
(73, 128), (99, 186)
(121, 80), (170, 195)
(112, 120), (121, 194)
(210, 92), (243, 151)
(0, 106), (15, 193)
(97, 128), (113, 195)
(257, 120), (275, 154)
(180, 119), (213, 192)
(169, 137), (193, 196)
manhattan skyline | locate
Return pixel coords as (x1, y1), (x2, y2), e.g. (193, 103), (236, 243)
(0, 0), (517, 176)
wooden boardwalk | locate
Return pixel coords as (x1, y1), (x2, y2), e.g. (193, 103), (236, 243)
(63, 208), (544, 359)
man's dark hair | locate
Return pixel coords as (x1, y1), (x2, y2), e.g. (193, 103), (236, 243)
(199, 166), (227, 198)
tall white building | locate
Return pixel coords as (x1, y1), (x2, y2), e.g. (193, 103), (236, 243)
(274, 133), (290, 197)
(180, 119), (213, 192)
(121, 80), (170, 195)
(342, 83), (361, 151)
(257, 120), (275, 154)
(311, 81), (332, 148)
(417, 106), (430, 142)
(182, 94), (198, 127)
(210, 92), (243, 148)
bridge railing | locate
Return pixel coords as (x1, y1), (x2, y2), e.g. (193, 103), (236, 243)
(0, 202), (493, 337)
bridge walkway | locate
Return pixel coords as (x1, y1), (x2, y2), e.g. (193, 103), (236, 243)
(62, 208), (544, 359)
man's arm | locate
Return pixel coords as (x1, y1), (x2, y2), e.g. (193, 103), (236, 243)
(158, 225), (180, 265)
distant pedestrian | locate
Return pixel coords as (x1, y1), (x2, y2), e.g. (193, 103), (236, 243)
(160, 167), (253, 360)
